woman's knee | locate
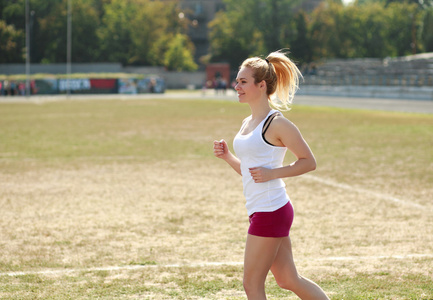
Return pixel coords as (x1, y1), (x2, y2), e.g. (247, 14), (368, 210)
(243, 277), (258, 292)
(275, 274), (302, 291)
(243, 276), (265, 296)
(242, 278), (252, 294)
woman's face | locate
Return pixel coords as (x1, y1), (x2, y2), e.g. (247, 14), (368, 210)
(235, 67), (262, 104)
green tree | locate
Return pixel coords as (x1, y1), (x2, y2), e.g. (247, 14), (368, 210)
(68, 0), (101, 63)
(385, 2), (420, 56)
(97, 0), (136, 64)
(290, 11), (312, 64)
(0, 20), (24, 63)
(128, 0), (186, 66)
(98, 0), (189, 66)
(309, 1), (342, 59)
(164, 33), (198, 71)
(421, 8), (433, 51)
(209, 9), (264, 68)
(356, 0), (432, 7)
(1, 0), (195, 67)
(0, 0), (102, 63)
(357, 3), (393, 57)
(259, 0), (301, 52)
(308, 0), (422, 59)
(2, 0), (432, 66)
(208, 0), (301, 69)
(1, 0), (25, 32)
(26, 0), (66, 63)
(339, 3), (392, 58)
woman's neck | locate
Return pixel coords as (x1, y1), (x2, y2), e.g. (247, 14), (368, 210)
(249, 97), (271, 120)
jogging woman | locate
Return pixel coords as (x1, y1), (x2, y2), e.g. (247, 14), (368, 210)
(213, 50), (329, 300)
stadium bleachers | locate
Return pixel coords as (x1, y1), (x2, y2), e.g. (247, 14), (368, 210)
(303, 53), (433, 87)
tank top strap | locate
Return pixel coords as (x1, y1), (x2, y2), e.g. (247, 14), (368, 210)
(262, 111), (281, 135)
(262, 110), (281, 146)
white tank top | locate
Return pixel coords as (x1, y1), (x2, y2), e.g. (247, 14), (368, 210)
(233, 109), (290, 216)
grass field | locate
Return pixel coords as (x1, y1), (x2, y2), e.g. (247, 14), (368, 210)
(0, 96), (432, 299)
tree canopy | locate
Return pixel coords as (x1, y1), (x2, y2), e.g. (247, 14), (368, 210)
(0, 0), (198, 70)
(209, 0), (432, 67)
(1, 0), (432, 69)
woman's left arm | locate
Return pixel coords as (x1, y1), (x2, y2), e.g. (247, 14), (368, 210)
(249, 116), (316, 183)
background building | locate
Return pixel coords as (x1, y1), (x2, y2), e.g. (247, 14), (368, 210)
(178, 0), (323, 66)
(178, 0), (225, 64)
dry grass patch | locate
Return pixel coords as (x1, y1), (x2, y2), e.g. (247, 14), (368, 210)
(0, 161), (247, 271)
(0, 97), (432, 299)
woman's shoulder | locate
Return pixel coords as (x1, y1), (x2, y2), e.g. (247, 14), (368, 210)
(270, 111), (299, 132)
(271, 110), (290, 123)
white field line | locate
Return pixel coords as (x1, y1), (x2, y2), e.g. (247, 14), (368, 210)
(303, 174), (426, 210)
(2, 254), (433, 277)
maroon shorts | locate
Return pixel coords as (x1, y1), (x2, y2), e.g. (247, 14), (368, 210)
(248, 202), (294, 238)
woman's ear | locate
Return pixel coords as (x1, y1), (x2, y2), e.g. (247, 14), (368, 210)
(259, 80), (266, 90)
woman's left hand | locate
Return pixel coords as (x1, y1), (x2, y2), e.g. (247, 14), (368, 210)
(249, 167), (273, 183)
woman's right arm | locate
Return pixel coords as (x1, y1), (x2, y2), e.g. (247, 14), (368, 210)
(213, 139), (242, 176)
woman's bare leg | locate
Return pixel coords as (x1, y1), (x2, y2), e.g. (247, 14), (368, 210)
(270, 236), (329, 300)
(243, 234), (283, 299)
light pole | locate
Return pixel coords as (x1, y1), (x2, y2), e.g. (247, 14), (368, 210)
(66, 0), (72, 97)
(25, 0), (30, 96)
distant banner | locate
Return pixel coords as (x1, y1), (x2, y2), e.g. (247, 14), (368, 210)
(1, 77), (164, 96)
(90, 79), (117, 89)
(118, 78), (137, 94)
(59, 79), (91, 92)
(34, 79), (58, 95)
(137, 78), (165, 93)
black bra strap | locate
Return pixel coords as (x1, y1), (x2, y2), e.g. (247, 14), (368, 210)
(262, 112), (280, 146)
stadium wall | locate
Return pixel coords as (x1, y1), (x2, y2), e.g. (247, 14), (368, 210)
(0, 63), (123, 74)
(0, 64), (206, 90)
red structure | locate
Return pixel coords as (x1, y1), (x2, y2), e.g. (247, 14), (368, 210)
(205, 63), (230, 89)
